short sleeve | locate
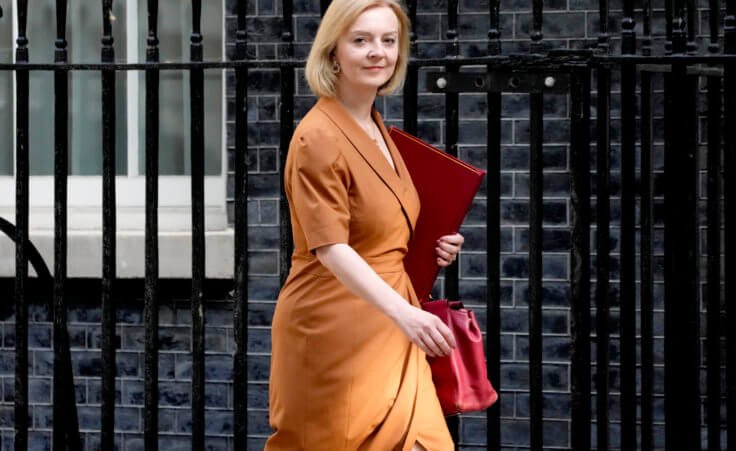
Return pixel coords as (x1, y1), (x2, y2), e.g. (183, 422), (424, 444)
(287, 129), (351, 253)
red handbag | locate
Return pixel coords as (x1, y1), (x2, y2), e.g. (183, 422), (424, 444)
(421, 298), (498, 416)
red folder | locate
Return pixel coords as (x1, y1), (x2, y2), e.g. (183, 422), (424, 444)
(388, 127), (486, 302)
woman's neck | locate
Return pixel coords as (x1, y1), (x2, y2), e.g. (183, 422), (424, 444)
(334, 83), (376, 124)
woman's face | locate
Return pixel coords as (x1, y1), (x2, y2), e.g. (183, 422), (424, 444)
(332, 6), (400, 94)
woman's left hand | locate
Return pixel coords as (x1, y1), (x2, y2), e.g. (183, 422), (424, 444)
(435, 233), (464, 267)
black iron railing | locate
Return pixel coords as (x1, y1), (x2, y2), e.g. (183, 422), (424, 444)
(2, 0), (735, 449)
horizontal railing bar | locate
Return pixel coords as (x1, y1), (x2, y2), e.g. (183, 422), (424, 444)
(0, 54), (735, 71)
(597, 54), (736, 63)
(638, 63), (724, 75)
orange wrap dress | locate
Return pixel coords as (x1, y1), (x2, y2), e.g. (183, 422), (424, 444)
(265, 97), (454, 451)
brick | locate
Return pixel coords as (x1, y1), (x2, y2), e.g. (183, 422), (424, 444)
(27, 432), (51, 450)
(28, 378), (50, 404)
(515, 335), (571, 362)
(247, 276), (281, 300)
(500, 363), (529, 390)
(517, 393), (570, 422)
(245, 17), (282, 43)
(258, 0), (274, 15)
(32, 405), (52, 430)
(247, 328), (272, 354)
(28, 324), (51, 349)
(114, 407), (141, 432)
(158, 408), (177, 433)
(501, 308), (528, 333)
(0, 406), (13, 429)
(461, 416), (488, 445)
(174, 354), (235, 382)
(247, 226), (280, 250)
(156, 435), (194, 451)
(0, 352), (12, 376)
(248, 409), (274, 435)
(248, 302), (276, 326)
(460, 253), (487, 278)
(29, 305), (52, 323)
(247, 251), (279, 275)
(205, 382), (230, 409)
(295, 16), (320, 43)
(87, 378), (121, 405)
(515, 228), (571, 252)
(204, 304), (233, 326)
(2, 377), (12, 402)
(543, 419), (570, 447)
(518, 13), (588, 38)
(72, 351), (102, 377)
(205, 328), (228, 353)
(499, 200), (568, 225)
(77, 406), (103, 431)
(543, 364), (569, 390)
(514, 119), (571, 144)
(293, 0), (319, 14)
(249, 383), (269, 410)
(248, 354), (271, 381)
(159, 353), (176, 380)
(457, 280), (486, 304)
(159, 381), (191, 406)
(205, 410), (233, 435)
(417, 94), (445, 119)
(500, 419), (530, 446)
(515, 172), (571, 198)
(116, 307), (142, 325)
(415, 14), (441, 40)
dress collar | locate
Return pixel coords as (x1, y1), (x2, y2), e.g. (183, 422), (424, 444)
(316, 96), (417, 239)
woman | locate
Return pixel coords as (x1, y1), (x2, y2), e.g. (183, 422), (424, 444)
(266, 1), (465, 449)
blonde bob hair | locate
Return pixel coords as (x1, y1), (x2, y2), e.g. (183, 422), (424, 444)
(305, 0), (411, 98)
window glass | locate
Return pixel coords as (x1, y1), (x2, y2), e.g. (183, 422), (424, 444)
(26, 0), (128, 175)
(137, 0), (223, 176)
(0, 1), (222, 178)
(0, 2), (12, 175)
(68, 0), (128, 175)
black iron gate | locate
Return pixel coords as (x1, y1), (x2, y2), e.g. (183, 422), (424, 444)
(2, 0), (734, 449)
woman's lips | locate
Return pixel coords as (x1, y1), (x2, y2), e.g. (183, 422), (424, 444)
(364, 66), (385, 72)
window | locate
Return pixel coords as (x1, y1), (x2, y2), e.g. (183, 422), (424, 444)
(0, 1), (231, 278)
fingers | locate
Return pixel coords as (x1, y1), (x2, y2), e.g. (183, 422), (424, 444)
(436, 258), (451, 267)
(435, 233), (464, 267)
(435, 245), (457, 267)
(428, 328), (454, 355)
(437, 233), (465, 246)
(399, 307), (456, 358)
(437, 321), (457, 349)
(434, 245), (454, 261)
(419, 334), (443, 358)
(419, 319), (456, 357)
(436, 239), (461, 255)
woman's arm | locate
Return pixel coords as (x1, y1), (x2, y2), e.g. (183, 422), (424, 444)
(315, 243), (456, 357)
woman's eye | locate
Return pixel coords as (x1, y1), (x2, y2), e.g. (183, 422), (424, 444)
(384, 38), (396, 44)
(354, 38), (365, 44)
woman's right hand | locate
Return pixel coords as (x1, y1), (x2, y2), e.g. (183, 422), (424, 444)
(393, 304), (457, 358)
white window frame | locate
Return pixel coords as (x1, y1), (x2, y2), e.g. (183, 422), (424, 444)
(0, 1), (234, 279)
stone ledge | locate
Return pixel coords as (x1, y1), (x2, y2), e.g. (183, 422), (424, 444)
(0, 229), (236, 279)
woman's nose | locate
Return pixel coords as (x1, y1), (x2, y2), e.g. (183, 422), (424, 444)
(368, 40), (386, 58)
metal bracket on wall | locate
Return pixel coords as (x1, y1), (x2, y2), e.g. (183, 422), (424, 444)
(426, 70), (571, 94)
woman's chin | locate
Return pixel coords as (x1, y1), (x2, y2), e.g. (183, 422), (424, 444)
(358, 80), (391, 92)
